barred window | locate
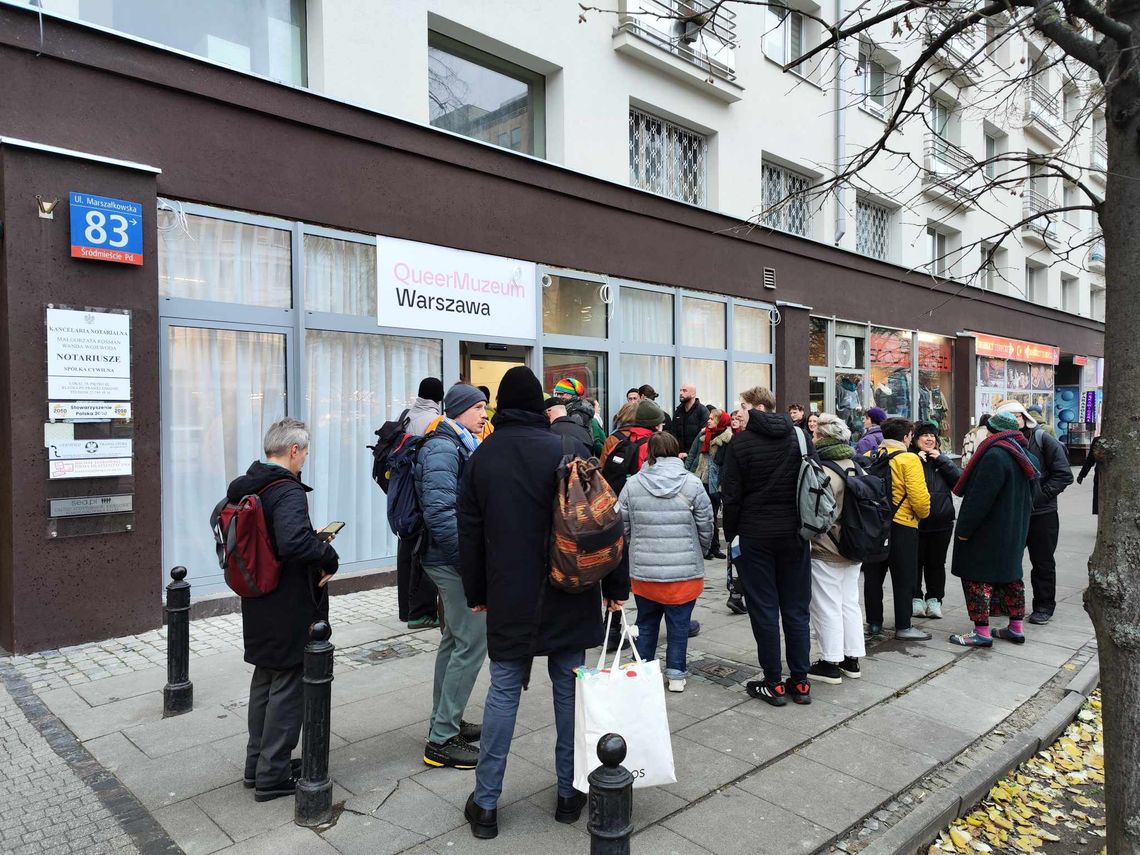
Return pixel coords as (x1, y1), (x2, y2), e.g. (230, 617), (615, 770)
(856, 199), (890, 260)
(761, 163), (811, 236)
(629, 108), (708, 206)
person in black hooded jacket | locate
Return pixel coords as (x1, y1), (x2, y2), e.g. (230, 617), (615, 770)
(457, 367), (629, 840)
(226, 418), (338, 802)
(719, 385), (815, 708)
(908, 422), (961, 620)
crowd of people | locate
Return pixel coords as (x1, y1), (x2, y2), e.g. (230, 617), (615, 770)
(226, 370), (1075, 839)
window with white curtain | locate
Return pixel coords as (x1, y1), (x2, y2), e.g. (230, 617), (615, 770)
(620, 287), (674, 344)
(681, 297), (726, 349)
(165, 326), (288, 597)
(620, 355), (673, 404)
(733, 362), (772, 400)
(304, 235), (377, 316)
(733, 304), (772, 353)
(304, 331), (442, 566)
(159, 213), (292, 306)
(681, 357), (726, 411)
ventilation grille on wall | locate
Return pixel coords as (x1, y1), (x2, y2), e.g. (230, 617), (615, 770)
(763, 267), (776, 289)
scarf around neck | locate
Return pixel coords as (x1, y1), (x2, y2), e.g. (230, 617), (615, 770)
(701, 412), (732, 453)
(815, 437), (855, 460)
(953, 429), (1036, 496)
(441, 417), (480, 453)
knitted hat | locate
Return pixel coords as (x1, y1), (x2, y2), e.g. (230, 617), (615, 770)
(444, 384), (486, 419)
(1028, 404), (1044, 416)
(418, 377), (444, 403)
(912, 421), (939, 443)
(553, 377), (585, 397)
(634, 399), (665, 429)
(987, 412), (1020, 433)
(995, 399), (1037, 428)
(866, 407), (888, 425)
(497, 366), (547, 415)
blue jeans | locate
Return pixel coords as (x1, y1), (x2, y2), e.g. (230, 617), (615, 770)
(474, 650), (584, 810)
(736, 535), (812, 683)
(633, 596), (696, 679)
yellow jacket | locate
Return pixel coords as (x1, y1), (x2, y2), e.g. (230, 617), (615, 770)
(874, 439), (931, 528)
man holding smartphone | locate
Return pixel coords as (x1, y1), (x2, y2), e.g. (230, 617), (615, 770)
(226, 418), (339, 802)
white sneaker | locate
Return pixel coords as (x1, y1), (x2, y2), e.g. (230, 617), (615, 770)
(667, 678), (686, 693)
(925, 598), (943, 619)
(912, 598), (928, 618)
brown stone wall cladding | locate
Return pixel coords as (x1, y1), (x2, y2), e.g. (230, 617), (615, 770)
(0, 147), (161, 652)
(0, 6), (1103, 649)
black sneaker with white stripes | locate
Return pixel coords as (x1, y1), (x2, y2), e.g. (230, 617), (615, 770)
(746, 679), (787, 707)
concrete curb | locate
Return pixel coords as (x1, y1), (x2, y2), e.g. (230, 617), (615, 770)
(858, 658), (1100, 855)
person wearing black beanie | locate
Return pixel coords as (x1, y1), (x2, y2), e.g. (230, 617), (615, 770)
(418, 377), (445, 403)
(400, 377), (445, 627)
(458, 365), (628, 839)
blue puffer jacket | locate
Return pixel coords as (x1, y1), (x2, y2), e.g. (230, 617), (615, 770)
(414, 420), (472, 567)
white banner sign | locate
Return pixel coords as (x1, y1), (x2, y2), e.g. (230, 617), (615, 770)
(376, 236), (536, 339)
(48, 457), (133, 480)
(49, 401), (133, 421)
(49, 439), (133, 460)
(46, 308), (131, 401)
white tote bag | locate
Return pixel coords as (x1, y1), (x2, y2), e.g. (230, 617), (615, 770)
(573, 610), (676, 791)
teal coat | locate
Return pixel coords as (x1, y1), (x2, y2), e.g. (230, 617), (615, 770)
(951, 445), (1039, 584)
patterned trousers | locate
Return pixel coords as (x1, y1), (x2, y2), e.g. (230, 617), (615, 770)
(962, 579), (1025, 626)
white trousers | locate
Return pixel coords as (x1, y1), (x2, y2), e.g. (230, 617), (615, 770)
(809, 557), (866, 663)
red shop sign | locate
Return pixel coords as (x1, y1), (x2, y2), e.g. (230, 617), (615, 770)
(973, 333), (1059, 366)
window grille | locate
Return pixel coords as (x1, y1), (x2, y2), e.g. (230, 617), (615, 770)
(761, 163), (811, 236)
(856, 199), (890, 260)
(629, 108), (708, 206)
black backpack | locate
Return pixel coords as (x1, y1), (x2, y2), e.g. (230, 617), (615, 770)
(843, 450), (905, 562)
(601, 430), (651, 497)
(367, 409), (410, 494)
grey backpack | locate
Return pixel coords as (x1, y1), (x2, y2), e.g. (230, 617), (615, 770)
(794, 429), (838, 541)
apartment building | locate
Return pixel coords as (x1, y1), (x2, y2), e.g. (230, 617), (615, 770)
(0, 1), (1104, 649)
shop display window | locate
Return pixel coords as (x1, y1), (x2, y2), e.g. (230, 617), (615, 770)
(543, 275), (608, 337)
(917, 333), (954, 447)
(870, 327), (912, 419)
(835, 373), (866, 440)
(621, 288), (674, 344)
(809, 317), (828, 367)
(544, 349), (607, 417)
(681, 297), (727, 349)
(809, 374), (826, 414)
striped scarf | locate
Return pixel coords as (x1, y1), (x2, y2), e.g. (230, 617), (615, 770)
(953, 430), (1037, 496)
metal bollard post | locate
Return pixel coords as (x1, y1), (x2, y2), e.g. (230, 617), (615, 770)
(295, 621), (334, 827)
(587, 733), (634, 855)
(163, 566), (193, 717)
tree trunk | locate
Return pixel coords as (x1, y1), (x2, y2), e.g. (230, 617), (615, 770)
(1084, 56), (1140, 854)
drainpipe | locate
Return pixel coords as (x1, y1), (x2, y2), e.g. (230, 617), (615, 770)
(834, 0), (848, 246)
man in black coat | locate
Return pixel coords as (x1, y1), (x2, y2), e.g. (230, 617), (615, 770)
(996, 401), (1073, 624)
(544, 397), (594, 451)
(671, 383), (709, 460)
(227, 418), (339, 802)
(719, 386), (815, 707)
(458, 367), (629, 840)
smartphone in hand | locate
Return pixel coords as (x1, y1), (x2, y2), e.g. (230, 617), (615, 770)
(317, 521), (345, 541)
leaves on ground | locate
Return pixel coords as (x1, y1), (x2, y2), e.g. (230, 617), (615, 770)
(928, 691), (1105, 855)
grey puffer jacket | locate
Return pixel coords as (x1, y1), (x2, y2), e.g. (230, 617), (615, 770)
(406, 396), (442, 437)
(618, 457), (713, 584)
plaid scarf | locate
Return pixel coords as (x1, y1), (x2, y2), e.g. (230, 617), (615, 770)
(953, 429), (1037, 496)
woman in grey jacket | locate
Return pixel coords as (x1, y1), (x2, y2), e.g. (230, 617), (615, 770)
(618, 432), (713, 693)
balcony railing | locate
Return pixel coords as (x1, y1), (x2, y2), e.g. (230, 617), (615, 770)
(922, 134), (975, 199)
(923, 9), (983, 77)
(1089, 231), (1105, 267)
(1024, 79), (1062, 136)
(1092, 137), (1107, 171)
(617, 0), (738, 79)
(1022, 188), (1055, 237)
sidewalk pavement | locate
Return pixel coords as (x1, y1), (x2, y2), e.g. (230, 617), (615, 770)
(0, 477), (1098, 855)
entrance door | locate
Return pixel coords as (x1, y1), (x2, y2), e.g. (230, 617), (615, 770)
(460, 341), (530, 408)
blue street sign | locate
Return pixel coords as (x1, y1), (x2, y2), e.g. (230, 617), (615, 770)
(69, 192), (144, 266)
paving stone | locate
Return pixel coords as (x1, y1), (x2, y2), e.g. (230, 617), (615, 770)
(414, 753), (553, 810)
(631, 824), (716, 854)
(799, 727), (936, 791)
(122, 704), (247, 759)
(425, 797), (589, 854)
(663, 786), (831, 855)
(736, 754), (891, 833)
(330, 690), (434, 744)
(676, 708), (804, 766)
(153, 798), (233, 855)
(659, 734), (755, 803)
(110, 742), (244, 810)
(329, 731), (436, 797)
(319, 813), (426, 855)
(370, 777), (467, 838)
(210, 822), (337, 854)
(892, 682), (1013, 733)
(844, 705), (976, 761)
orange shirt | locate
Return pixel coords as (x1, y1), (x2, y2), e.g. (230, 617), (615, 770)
(631, 577), (704, 606)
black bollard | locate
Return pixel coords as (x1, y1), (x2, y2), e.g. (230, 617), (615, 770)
(162, 566), (193, 717)
(295, 621), (334, 827)
(587, 733), (634, 855)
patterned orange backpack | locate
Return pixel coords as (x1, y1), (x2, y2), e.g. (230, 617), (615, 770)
(550, 440), (624, 593)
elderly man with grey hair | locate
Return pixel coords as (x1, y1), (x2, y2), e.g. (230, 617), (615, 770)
(807, 413), (867, 685)
(224, 417), (339, 802)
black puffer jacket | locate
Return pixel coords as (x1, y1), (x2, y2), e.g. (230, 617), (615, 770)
(1024, 428), (1073, 516)
(671, 399), (710, 457)
(719, 409), (810, 542)
(550, 415), (593, 452)
(918, 453), (962, 532)
(228, 462), (339, 670)
(458, 409), (628, 661)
